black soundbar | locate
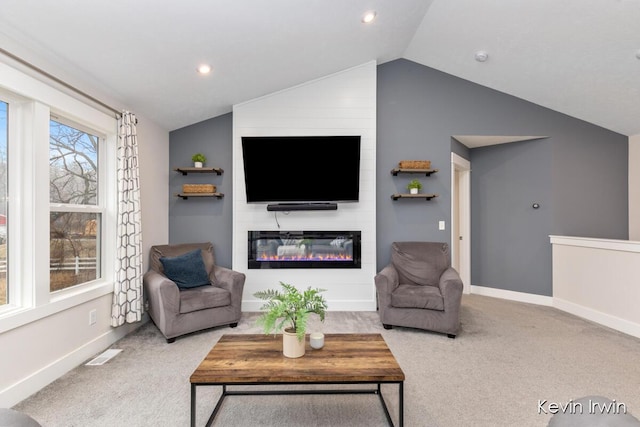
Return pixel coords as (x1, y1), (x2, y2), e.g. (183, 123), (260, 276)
(266, 203), (338, 211)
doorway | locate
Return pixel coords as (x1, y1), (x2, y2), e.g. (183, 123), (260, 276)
(451, 153), (471, 293)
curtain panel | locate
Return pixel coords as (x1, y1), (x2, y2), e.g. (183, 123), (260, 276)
(111, 111), (143, 326)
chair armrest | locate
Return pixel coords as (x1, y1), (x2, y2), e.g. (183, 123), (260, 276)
(439, 267), (464, 311)
(143, 270), (180, 314)
(374, 264), (399, 308)
(212, 265), (246, 308)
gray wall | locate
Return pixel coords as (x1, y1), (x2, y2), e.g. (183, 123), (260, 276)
(451, 138), (470, 160)
(168, 113), (234, 268)
(552, 127), (628, 238)
(377, 59), (627, 296)
(169, 59), (628, 296)
(471, 139), (554, 295)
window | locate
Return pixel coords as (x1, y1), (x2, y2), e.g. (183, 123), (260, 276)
(0, 101), (7, 306)
(49, 118), (102, 292)
(0, 63), (117, 327)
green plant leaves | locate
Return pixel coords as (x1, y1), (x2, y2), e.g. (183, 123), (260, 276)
(254, 281), (327, 341)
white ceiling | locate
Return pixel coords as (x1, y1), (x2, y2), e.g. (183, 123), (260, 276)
(1, 0), (639, 137)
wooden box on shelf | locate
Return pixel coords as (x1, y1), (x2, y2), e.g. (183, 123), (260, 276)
(182, 184), (216, 194)
(398, 160), (431, 169)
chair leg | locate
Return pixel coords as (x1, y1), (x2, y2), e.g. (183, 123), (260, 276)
(383, 324), (393, 330)
(229, 322), (238, 328)
(166, 337), (176, 344)
(447, 334), (456, 339)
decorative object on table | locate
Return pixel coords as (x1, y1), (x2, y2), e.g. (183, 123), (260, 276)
(310, 332), (325, 349)
(182, 184), (216, 194)
(191, 153), (207, 168)
(399, 160), (431, 169)
(407, 179), (423, 194)
(254, 281), (328, 358)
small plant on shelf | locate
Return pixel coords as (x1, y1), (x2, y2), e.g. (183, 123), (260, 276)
(191, 153), (207, 167)
(407, 179), (423, 194)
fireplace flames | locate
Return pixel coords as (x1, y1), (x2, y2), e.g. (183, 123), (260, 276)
(258, 254), (353, 262)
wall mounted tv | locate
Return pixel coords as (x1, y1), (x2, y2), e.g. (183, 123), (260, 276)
(241, 135), (361, 205)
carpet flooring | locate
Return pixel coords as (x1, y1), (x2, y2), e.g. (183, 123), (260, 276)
(13, 294), (640, 426)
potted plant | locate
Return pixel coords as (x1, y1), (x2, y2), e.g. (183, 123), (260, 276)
(254, 282), (328, 358)
(191, 153), (207, 168)
(407, 179), (423, 194)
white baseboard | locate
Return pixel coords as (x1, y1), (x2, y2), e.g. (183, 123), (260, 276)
(553, 298), (640, 340)
(470, 285), (640, 339)
(0, 320), (145, 408)
(470, 285), (553, 306)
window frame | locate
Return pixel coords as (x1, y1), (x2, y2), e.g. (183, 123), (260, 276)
(0, 61), (117, 332)
(48, 114), (105, 295)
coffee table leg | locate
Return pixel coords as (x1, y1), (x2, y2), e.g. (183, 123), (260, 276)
(191, 384), (196, 427)
(398, 381), (404, 427)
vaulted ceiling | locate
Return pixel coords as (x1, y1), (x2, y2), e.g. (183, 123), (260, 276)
(1, 0), (638, 136)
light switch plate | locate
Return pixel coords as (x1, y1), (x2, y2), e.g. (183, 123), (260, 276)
(439, 220), (445, 230)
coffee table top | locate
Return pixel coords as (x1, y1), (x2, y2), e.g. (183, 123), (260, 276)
(190, 333), (405, 384)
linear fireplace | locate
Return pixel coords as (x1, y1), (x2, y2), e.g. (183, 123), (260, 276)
(248, 230), (361, 269)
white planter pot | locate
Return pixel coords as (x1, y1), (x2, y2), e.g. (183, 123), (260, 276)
(194, 162), (203, 168)
(410, 188), (419, 194)
(282, 328), (305, 358)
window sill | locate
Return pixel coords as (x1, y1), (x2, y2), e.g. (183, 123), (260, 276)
(0, 281), (113, 334)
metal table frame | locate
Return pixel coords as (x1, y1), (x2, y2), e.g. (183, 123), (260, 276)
(191, 379), (404, 427)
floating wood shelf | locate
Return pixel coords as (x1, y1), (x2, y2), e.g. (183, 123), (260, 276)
(175, 193), (224, 200)
(390, 168), (439, 176)
(391, 193), (438, 201)
(173, 167), (224, 175)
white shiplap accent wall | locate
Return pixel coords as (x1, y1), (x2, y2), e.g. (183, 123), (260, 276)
(232, 61), (377, 311)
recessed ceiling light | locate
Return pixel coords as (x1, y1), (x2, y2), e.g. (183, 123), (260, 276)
(474, 51), (489, 62)
(197, 64), (212, 74)
(362, 11), (376, 23)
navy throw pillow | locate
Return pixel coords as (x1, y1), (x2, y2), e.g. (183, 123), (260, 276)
(159, 249), (210, 289)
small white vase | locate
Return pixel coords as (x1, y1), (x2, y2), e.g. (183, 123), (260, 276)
(410, 188), (419, 194)
(282, 328), (305, 358)
(310, 332), (324, 349)
(194, 161), (203, 168)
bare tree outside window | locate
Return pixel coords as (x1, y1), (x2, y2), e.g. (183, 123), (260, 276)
(49, 119), (101, 292)
(0, 101), (7, 305)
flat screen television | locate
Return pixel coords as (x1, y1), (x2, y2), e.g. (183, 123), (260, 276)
(241, 135), (361, 204)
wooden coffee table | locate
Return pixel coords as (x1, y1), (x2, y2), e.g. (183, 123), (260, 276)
(190, 333), (405, 426)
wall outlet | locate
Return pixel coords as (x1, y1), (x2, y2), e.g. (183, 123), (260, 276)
(89, 309), (97, 325)
(439, 220), (446, 231)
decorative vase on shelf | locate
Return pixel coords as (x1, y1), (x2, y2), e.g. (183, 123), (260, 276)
(283, 328), (305, 358)
(191, 153), (206, 168)
(410, 188), (419, 194)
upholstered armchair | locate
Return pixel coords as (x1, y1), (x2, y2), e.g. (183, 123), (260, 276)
(143, 242), (245, 343)
(374, 242), (463, 338)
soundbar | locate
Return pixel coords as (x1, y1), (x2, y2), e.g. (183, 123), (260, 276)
(266, 203), (338, 211)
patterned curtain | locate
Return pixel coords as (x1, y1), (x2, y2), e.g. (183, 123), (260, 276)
(111, 111), (143, 326)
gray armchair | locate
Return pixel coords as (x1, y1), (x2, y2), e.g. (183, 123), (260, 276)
(374, 242), (463, 338)
(143, 242), (245, 343)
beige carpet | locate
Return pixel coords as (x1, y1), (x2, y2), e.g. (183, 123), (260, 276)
(13, 294), (640, 426)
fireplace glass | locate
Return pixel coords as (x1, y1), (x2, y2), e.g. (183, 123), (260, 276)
(248, 231), (361, 269)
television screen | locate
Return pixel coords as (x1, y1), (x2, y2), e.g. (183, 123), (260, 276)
(241, 136), (361, 203)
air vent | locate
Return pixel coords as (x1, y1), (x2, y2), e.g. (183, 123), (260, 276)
(85, 349), (122, 366)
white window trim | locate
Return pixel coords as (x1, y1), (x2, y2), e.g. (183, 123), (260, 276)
(0, 61), (117, 333)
